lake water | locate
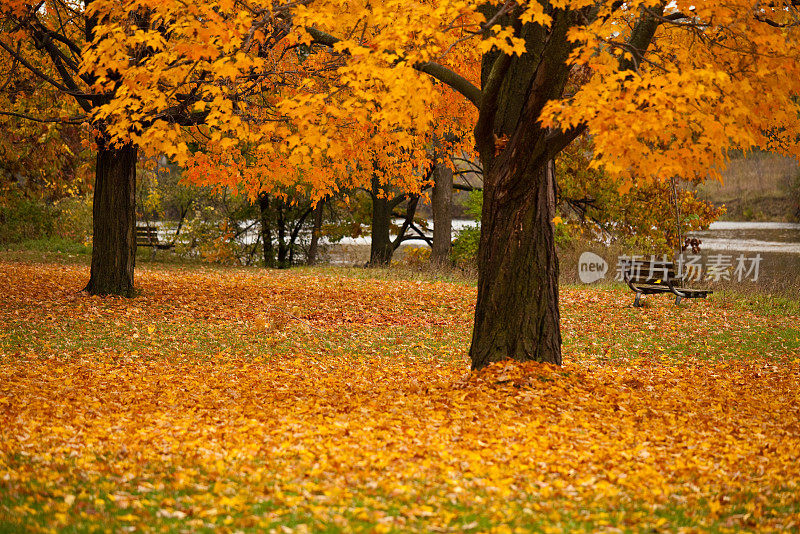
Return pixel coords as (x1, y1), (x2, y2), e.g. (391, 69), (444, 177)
(323, 219), (477, 247)
(330, 220), (800, 252)
(682, 221), (800, 288)
(689, 222), (800, 254)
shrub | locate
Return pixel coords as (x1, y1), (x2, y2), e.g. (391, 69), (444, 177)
(0, 195), (56, 244)
(464, 189), (483, 219)
(449, 189), (483, 266)
(53, 195), (93, 244)
(450, 224), (481, 266)
(554, 221), (575, 248)
(174, 207), (249, 265)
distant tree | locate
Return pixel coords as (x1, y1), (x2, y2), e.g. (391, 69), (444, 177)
(0, 0), (148, 295)
(257, 191), (316, 268)
(557, 133), (725, 251)
(0, 0), (311, 294)
(366, 177), (433, 266)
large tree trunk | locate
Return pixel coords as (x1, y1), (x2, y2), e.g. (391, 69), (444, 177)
(276, 198), (289, 268)
(431, 162), (453, 265)
(307, 199), (325, 265)
(469, 155), (561, 369)
(466, 8), (576, 370)
(83, 140), (137, 297)
(369, 192), (393, 266)
(258, 193), (275, 268)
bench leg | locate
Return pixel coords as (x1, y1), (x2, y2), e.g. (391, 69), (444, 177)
(633, 292), (643, 307)
(675, 294), (682, 306)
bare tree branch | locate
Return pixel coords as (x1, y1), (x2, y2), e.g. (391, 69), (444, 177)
(0, 110), (86, 124)
(0, 40), (72, 94)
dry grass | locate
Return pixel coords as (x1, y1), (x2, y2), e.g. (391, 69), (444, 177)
(697, 151), (800, 221)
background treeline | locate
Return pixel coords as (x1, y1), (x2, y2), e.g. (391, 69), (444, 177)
(3, 120), (798, 267)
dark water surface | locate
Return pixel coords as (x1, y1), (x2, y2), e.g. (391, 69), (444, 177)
(687, 222), (800, 288)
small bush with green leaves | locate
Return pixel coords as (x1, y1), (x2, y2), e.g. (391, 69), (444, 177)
(0, 195), (56, 245)
(53, 195), (93, 244)
(450, 224), (481, 266)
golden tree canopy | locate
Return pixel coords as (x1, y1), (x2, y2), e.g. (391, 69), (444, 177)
(4, 0), (799, 195)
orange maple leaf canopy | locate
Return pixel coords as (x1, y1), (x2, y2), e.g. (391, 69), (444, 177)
(43, 0), (798, 198)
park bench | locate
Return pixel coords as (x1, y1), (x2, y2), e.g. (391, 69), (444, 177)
(623, 259), (712, 307)
(136, 224), (172, 250)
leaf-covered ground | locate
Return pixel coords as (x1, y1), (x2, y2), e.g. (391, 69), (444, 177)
(1, 261), (799, 533)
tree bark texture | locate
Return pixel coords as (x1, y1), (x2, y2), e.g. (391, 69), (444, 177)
(468, 9), (575, 369)
(83, 140), (137, 297)
(369, 192), (393, 266)
(394, 6), (663, 369)
(307, 199), (325, 265)
(431, 162), (453, 265)
(469, 156), (561, 369)
(258, 193), (275, 268)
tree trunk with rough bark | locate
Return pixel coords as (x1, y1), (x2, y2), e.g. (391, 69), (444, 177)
(83, 140), (137, 297)
(307, 199), (325, 265)
(369, 191), (393, 266)
(467, 8), (575, 369)
(469, 156), (561, 369)
(465, 6), (663, 370)
(431, 162), (453, 265)
(258, 193), (275, 268)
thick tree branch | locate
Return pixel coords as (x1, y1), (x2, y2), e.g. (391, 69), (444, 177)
(0, 110), (85, 124)
(38, 24), (83, 56)
(476, 52), (511, 131)
(547, 5), (667, 157)
(473, 52), (511, 168)
(545, 124), (587, 157)
(452, 156), (484, 174)
(32, 24), (81, 72)
(619, 4), (668, 72)
(406, 222), (433, 246)
(388, 193), (409, 211)
(414, 61), (481, 108)
(398, 234), (433, 245)
(453, 183), (482, 192)
(0, 40), (71, 94)
(391, 194), (420, 250)
(289, 205), (315, 251)
(306, 27), (481, 108)
(37, 37), (93, 112)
